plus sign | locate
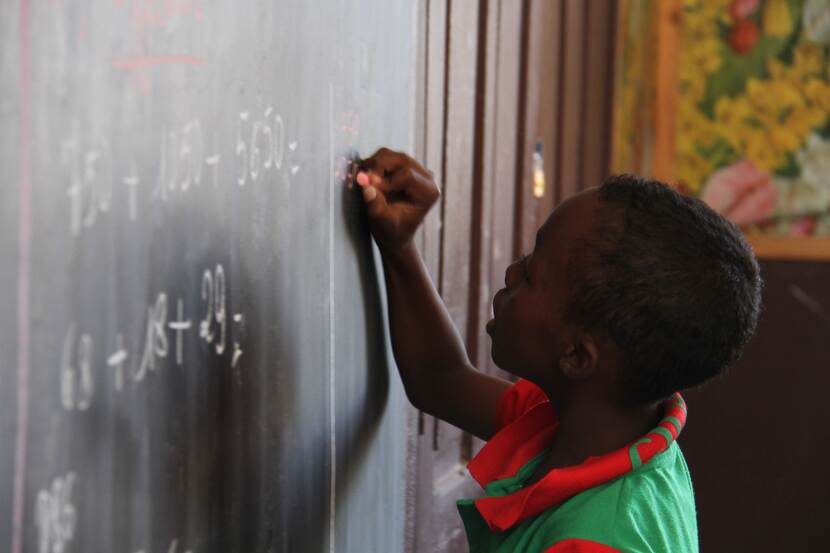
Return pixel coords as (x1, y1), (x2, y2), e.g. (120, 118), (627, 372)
(106, 333), (128, 391)
(168, 298), (192, 366)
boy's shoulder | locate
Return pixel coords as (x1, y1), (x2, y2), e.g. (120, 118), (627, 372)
(535, 442), (698, 553)
(460, 379), (697, 552)
(496, 378), (550, 429)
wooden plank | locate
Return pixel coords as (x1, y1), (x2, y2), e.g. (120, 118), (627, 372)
(435, 0), (479, 426)
(609, 0), (630, 175)
(413, 1), (429, 258)
(470, 0), (500, 374)
(431, 1), (483, 551)
(653, 0), (682, 182)
(517, 0), (562, 256)
(411, 2), (448, 552)
(747, 236), (830, 261)
(423, 0), (449, 284)
(405, 2), (429, 551)
(439, 0), (479, 338)
(515, 0), (540, 257)
(580, 0), (616, 191)
(483, 0), (523, 379)
(460, 0), (502, 463)
(557, 0), (586, 204)
(609, 0), (657, 177)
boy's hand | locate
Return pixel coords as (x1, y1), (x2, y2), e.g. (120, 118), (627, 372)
(355, 148), (509, 440)
(355, 148), (440, 253)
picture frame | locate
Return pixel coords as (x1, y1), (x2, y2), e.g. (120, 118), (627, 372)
(612, 0), (830, 260)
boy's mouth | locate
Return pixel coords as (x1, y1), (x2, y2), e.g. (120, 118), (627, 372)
(486, 318), (495, 334)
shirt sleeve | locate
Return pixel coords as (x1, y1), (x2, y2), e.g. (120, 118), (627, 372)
(495, 378), (549, 431)
(543, 538), (623, 553)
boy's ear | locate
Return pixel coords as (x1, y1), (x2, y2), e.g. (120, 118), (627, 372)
(559, 334), (599, 380)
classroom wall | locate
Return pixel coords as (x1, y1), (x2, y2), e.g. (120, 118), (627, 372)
(408, 1), (617, 550)
(411, 1), (830, 551)
(682, 261), (830, 550)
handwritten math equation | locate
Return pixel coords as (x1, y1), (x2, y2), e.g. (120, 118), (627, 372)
(35, 470), (191, 553)
(61, 104), (302, 237)
(33, 81), (366, 551)
(59, 263), (243, 412)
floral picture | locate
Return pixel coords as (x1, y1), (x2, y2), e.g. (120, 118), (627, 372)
(678, 0), (830, 237)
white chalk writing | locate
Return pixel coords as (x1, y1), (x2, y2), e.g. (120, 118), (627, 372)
(35, 472), (77, 553)
(60, 326), (94, 411)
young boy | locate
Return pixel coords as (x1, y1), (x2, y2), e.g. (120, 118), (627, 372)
(354, 148), (761, 552)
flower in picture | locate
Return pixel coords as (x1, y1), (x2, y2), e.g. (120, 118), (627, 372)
(729, 19), (760, 54)
(729, 0), (760, 20)
(763, 0), (793, 37)
(770, 133), (830, 225)
(701, 159), (778, 225)
(797, 133), (830, 193)
(803, 0), (830, 45)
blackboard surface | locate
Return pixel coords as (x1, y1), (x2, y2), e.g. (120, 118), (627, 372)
(1, 2), (416, 552)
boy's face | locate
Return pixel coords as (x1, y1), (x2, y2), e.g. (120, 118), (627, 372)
(487, 188), (602, 389)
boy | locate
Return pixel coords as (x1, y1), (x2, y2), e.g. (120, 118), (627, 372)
(354, 148), (761, 552)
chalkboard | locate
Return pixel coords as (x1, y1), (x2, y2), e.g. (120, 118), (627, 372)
(0, 1), (416, 552)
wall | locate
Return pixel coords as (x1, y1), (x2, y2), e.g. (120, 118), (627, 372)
(408, 1), (618, 550)
(682, 261), (830, 550)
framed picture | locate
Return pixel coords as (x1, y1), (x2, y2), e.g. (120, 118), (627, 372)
(613, 0), (830, 260)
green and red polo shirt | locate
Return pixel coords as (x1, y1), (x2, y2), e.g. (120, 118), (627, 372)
(457, 380), (698, 552)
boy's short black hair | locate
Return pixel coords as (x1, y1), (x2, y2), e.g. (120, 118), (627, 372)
(566, 175), (762, 405)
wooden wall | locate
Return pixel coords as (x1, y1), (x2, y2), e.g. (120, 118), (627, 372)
(681, 261), (830, 550)
(408, 1), (618, 550)
(407, 3), (830, 552)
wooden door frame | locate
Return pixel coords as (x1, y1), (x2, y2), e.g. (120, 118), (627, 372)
(407, 1), (619, 551)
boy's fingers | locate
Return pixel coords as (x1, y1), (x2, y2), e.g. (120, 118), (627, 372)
(361, 147), (408, 174)
(389, 167), (440, 206)
(357, 149), (437, 207)
(362, 148), (431, 181)
(389, 167), (432, 199)
(370, 171), (384, 188)
(364, 186), (389, 219)
(356, 171), (371, 188)
(356, 170), (393, 194)
(363, 185), (378, 202)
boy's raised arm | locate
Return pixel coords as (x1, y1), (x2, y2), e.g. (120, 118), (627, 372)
(356, 148), (510, 441)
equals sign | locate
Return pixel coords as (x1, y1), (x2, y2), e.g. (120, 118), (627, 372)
(232, 314), (244, 368)
(288, 141), (300, 175)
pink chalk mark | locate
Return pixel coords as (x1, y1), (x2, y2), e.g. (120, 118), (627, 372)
(111, 1), (208, 97)
(12, 1), (32, 553)
(112, 54), (205, 70)
(112, 54), (206, 96)
(124, 0), (206, 36)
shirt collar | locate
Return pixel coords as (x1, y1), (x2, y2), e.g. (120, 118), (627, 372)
(467, 393), (688, 532)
